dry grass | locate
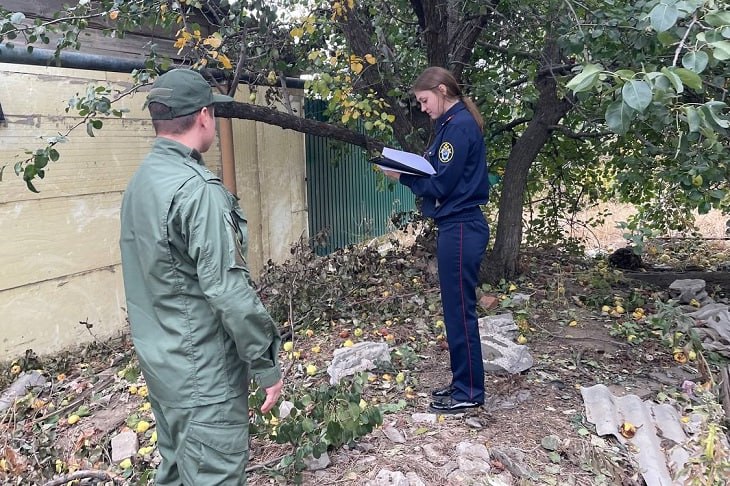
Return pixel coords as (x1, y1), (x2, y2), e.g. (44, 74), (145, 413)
(570, 204), (728, 251)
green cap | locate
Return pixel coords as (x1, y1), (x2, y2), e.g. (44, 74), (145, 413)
(146, 69), (233, 119)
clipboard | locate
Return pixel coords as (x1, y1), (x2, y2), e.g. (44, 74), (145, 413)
(370, 147), (435, 177)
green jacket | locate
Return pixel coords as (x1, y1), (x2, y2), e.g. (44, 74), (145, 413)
(120, 138), (281, 408)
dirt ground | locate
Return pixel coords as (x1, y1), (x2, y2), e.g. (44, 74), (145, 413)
(1, 237), (728, 485)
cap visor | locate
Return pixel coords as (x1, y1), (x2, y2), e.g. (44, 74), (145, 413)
(213, 93), (234, 104)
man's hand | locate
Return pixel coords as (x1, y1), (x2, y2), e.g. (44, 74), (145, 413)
(260, 379), (283, 414)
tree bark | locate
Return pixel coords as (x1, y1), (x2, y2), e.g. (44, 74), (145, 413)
(340, 4), (417, 152)
(215, 101), (382, 152)
(482, 36), (573, 283)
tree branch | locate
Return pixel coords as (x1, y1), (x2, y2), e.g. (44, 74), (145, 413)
(548, 125), (614, 139)
(42, 470), (125, 486)
(215, 101), (383, 152)
(493, 117), (530, 135)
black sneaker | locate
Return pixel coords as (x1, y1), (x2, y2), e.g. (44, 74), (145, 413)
(429, 398), (482, 414)
(431, 385), (455, 398)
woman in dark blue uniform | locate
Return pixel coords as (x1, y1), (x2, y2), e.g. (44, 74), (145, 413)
(383, 66), (489, 413)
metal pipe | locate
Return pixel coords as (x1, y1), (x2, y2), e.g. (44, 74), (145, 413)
(0, 43), (306, 88)
(218, 117), (237, 196)
(0, 43), (146, 72)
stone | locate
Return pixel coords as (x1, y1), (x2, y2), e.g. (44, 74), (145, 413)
(465, 417), (484, 429)
(479, 313), (519, 337)
(479, 295), (499, 310)
(481, 335), (534, 374)
(422, 443), (445, 464)
(0, 371), (47, 412)
(111, 430), (139, 462)
(304, 451), (330, 471)
(510, 292), (532, 306)
(411, 413), (438, 424)
(490, 447), (538, 480)
(405, 472), (426, 486)
(382, 424), (406, 444)
(366, 469), (408, 486)
(456, 441), (491, 463)
(455, 441), (492, 476)
(478, 313), (534, 374)
(326, 341), (391, 385)
(540, 435), (560, 451)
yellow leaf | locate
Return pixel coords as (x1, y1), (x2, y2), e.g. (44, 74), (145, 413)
(218, 54), (232, 70)
(619, 422), (636, 438)
(364, 53), (376, 65)
(348, 0), (355, 9)
(290, 27), (304, 39)
(351, 61), (363, 74)
(203, 34), (222, 48)
(174, 38), (186, 50)
(136, 420), (151, 434)
(331, 2), (343, 20)
(108, 10), (119, 20)
(341, 112), (351, 124)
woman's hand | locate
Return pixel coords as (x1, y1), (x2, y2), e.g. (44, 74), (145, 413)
(381, 170), (401, 181)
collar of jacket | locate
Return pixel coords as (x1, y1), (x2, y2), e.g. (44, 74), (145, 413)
(436, 101), (466, 128)
(152, 136), (204, 164)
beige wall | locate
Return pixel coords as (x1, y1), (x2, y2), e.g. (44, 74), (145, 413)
(0, 63), (307, 359)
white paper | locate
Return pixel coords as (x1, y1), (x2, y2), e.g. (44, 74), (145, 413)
(378, 147), (436, 176)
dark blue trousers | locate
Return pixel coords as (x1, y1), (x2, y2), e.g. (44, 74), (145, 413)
(436, 215), (489, 403)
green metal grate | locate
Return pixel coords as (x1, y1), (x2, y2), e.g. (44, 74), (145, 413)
(305, 99), (416, 255)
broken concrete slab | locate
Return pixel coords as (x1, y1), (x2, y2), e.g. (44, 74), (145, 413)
(326, 341), (391, 385)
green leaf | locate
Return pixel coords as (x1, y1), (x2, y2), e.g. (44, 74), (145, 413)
(649, 3), (679, 32)
(621, 80), (652, 112)
(709, 40), (730, 60)
(704, 10), (730, 27)
(681, 51), (709, 73)
(565, 63), (602, 93)
(701, 101), (730, 128)
(684, 106), (701, 132)
(606, 100), (635, 134)
(674, 68), (703, 91)
(49, 148), (60, 162)
(34, 153), (49, 169)
(10, 12), (26, 24)
(0, 165), (5, 181)
(25, 179), (39, 193)
(91, 119), (103, 129)
(660, 67), (683, 93)
(86, 122), (95, 137)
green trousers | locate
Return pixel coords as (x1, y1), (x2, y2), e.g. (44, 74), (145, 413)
(150, 394), (250, 485)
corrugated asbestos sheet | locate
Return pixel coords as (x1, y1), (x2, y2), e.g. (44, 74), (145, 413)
(305, 100), (416, 255)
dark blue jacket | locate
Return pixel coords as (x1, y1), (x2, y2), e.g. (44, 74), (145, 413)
(400, 102), (489, 222)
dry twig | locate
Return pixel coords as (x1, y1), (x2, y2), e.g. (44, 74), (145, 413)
(42, 469), (125, 486)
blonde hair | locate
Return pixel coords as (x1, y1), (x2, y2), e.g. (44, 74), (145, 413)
(413, 67), (484, 133)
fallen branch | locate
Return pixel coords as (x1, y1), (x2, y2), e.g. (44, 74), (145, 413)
(32, 374), (116, 426)
(42, 469), (125, 486)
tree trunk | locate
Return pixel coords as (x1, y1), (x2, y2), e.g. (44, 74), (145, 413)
(482, 38), (573, 283)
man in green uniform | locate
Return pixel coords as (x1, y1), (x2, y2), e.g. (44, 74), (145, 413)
(120, 69), (283, 485)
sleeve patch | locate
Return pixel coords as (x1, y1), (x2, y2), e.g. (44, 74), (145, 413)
(438, 142), (454, 163)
